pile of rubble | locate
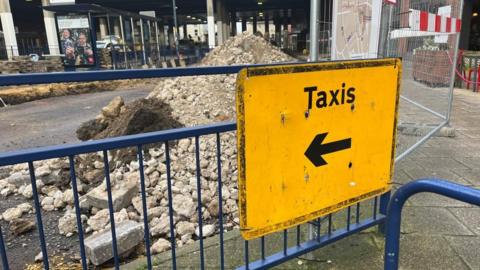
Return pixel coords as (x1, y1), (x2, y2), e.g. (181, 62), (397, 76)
(0, 32), (294, 266)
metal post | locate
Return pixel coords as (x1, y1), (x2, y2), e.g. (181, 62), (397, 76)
(131, 18), (138, 64)
(309, 0), (320, 61)
(172, 0), (180, 58)
(446, 0), (464, 123)
(106, 15), (116, 70)
(155, 21), (161, 67)
(140, 18), (147, 65)
(119, 16), (128, 69)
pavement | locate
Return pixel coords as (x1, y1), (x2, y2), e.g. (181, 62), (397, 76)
(122, 85), (480, 270)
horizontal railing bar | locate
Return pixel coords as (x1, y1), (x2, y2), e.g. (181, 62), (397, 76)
(0, 63), (297, 86)
(236, 215), (386, 270)
(0, 122), (236, 166)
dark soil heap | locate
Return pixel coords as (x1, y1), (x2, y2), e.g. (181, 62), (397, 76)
(77, 98), (182, 141)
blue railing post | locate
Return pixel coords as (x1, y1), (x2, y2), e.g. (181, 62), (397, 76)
(0, 225), (9, 270)
(384, 179), (480, 270)
(378, 191), (391, 234)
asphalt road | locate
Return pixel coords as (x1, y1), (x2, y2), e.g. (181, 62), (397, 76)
(0, 87), (154, 153)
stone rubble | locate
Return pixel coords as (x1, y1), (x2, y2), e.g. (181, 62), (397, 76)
(0, 33), (294, 265)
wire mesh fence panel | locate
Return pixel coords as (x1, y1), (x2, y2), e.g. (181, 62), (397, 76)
(379, 0), (463, 161)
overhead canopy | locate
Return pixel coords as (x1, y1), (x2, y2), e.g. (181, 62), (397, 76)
(43, 3), (162, 22)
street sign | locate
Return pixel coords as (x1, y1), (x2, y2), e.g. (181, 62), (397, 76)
(236, 58), (401, 240)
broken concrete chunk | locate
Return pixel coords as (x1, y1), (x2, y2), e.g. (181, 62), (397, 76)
(85, 178), (138, 211)
(84, 220), (143, 266)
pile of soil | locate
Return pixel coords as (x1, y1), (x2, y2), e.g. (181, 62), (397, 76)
(76, 98), (182, 141)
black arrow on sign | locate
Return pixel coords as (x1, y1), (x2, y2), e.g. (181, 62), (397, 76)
(305, 133), (352, 167)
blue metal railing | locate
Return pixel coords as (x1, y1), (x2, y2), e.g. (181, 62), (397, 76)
(0, 63), (390, 270)
(384, 179), (480, 270)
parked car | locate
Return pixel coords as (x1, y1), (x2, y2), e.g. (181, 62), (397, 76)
(96, 35), (124, 50)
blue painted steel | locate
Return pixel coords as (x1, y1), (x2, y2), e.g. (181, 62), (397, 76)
(68, 156), (88, 270)
(0, 122), (236, 167)
(137, 146), (153, 270)
(347, 206), (351, 231)
(0, 63), (297, 87)
(102, 151), (120, 269)
(165, 142), (177, 270)
(0, 226), (9, 270)
(356, 203), (360, 224)
(384, 179), (480, 270)
(328, 214), (332, 234)
(244, 240), (249, 270)
(260, 237), (265, 260)
(236, 215), (386, 270)
(28, 161), (49, 270)
(215, 133), (225, 270)
(194, 136), (206, 270)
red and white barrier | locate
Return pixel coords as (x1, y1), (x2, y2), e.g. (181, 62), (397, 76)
(409, 9), (461, 33)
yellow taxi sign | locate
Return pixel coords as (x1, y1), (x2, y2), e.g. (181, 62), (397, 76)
(236, 58), (401, 240)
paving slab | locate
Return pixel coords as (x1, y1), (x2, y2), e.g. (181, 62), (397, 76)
(448, 208), (480, 235)
(445, 236), (480, 270)
(401, 207), (474, 236)
(402, 166), (471, 186)
(398, 235), (470, 270)
(450, 169), (480, 186)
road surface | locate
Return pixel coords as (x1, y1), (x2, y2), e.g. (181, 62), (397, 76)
(0, 87), (153, 153)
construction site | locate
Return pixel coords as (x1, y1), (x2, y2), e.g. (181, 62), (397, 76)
(0, 0), (479, 270)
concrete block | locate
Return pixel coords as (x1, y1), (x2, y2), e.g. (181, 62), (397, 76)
(84, 220), (144, 266)
(85, 178), (138, 212)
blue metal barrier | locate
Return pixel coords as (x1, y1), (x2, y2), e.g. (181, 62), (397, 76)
(384, 179), (480, 270)
(0, 64), (390, 270)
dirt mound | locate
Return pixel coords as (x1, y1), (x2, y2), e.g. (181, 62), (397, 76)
(77, 98), (182, 141)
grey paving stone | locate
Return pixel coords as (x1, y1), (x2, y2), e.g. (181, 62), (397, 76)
(450, 169), (480, 186)
(401, 207), (474, 236)
(407, 192), (473, 208)
(448, 208), (480, 235)
(402, 167), (471, 186)
(412, 157), (471, 171)
(454, 157), (480, 170)
(398, 235), (470, 270)
(445, 236), (480, 270)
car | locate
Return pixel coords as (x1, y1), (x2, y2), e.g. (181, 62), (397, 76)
(96, 35), (124, 50)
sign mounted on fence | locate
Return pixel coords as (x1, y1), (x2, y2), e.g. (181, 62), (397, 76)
(236, 58), (402, 240)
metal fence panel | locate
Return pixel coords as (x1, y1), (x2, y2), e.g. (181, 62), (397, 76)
(0, 64), (391, 269)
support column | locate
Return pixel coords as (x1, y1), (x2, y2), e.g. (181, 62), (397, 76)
(113, 18), (121, 37)
(41, 0), (59, 55)
(206, 0), (215, 48)
(264, 14), (269, 40)
(230, 11), (237, 36)
(140, 18), (147, 64)
(283, 9), (289, 49)
(168, 21), (175, 48)
(309, 0), (320, 61)
(216, 0), (224, 45)
(99, 18), (107, 38)
(222, 1), (229, 40)
(0, 0), (17, 58)
(242, 17), (247, 32)
(119, 16), (128, 67)
(274, 18), (281, 46)
(253, 16), (257, 34)
(183, 23), (188, 39)
(155, 21), (161, 62)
